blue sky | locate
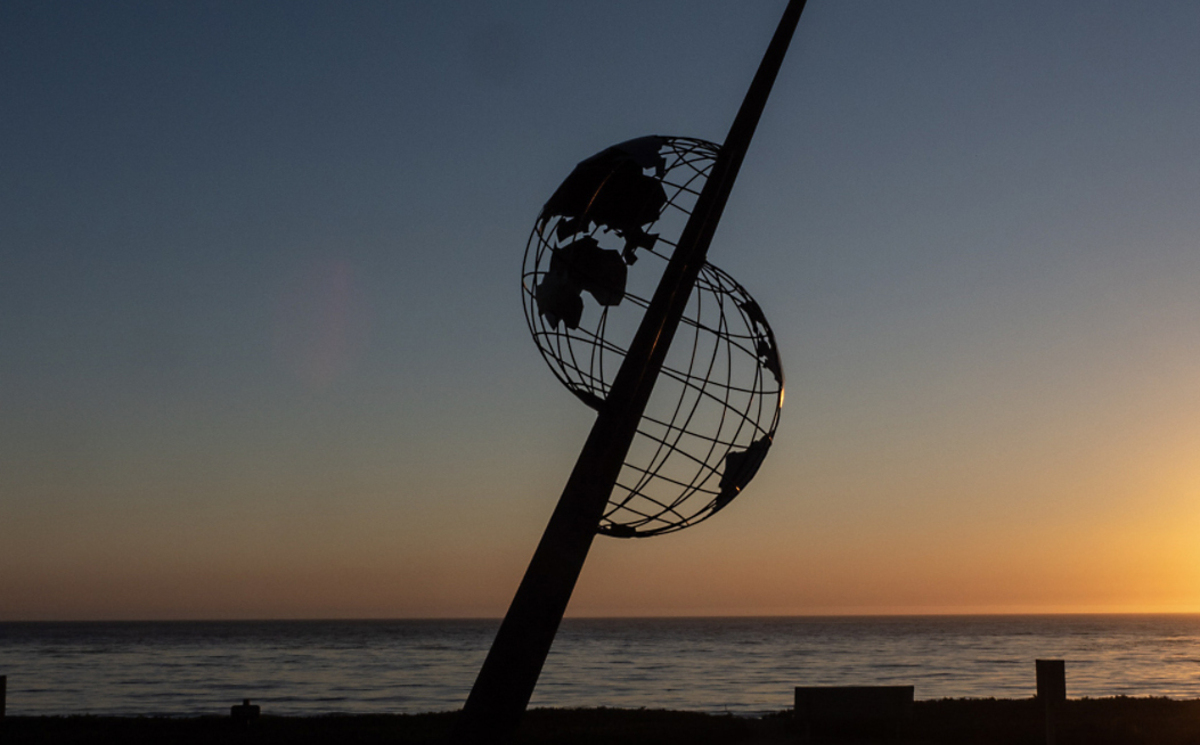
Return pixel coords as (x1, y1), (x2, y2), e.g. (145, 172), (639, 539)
(3, 1), (1199, 620)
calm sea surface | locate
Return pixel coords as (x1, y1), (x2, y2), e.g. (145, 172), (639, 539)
(1, 616), (1198, 716)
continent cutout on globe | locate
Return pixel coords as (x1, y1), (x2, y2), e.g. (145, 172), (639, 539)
(534, 236), (627, 330)
(535, 137), (669, 330)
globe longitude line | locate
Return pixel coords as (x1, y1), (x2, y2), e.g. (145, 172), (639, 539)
(656, 278), (728, 508)
(704, 288), (741, 501)
(740, 291), (777, 437)
(588, 307), (607, 396)
(551, 326), (587, 400)
(678, 274), (764, 357)
(627, 283), (710, 506)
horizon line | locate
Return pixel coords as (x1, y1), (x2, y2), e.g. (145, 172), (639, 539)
(5, 609), (1200, 624)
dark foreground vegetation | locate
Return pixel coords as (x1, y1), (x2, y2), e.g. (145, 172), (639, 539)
(3, 698), (1199, 744)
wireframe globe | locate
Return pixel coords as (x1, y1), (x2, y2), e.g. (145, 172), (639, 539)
(521, 136), (784, 537)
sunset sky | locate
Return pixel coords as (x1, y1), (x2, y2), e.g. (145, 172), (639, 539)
(3, 0), (1199, 621)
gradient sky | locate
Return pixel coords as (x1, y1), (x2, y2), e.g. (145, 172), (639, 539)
(3, 1), (1199, 621)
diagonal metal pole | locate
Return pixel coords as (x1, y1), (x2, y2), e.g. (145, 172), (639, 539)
(451, 2), (806, 742)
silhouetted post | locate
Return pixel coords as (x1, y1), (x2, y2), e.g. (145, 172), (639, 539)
(1036, 659), (1066, 745)
(1, 674), (6, 719)
(231, 698), (260, 726)
(450, 2), (807, 743)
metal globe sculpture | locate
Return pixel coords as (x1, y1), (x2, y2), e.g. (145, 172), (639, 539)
(521, 136), (784, 537)
(459, 7), (802, 739)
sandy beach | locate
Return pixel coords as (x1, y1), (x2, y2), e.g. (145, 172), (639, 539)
(4, 698), (1200, 744)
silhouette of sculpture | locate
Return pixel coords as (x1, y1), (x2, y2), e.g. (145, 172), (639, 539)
(453, 3), (806, 742)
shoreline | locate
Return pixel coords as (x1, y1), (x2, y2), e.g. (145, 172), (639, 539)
(4, 698), (1200, 744)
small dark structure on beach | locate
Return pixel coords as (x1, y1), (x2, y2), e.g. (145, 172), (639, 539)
(795, 686), (915, 741)
(230, 698), (259, 725)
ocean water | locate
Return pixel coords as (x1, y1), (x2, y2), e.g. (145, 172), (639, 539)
(1, 615), (1198, 716)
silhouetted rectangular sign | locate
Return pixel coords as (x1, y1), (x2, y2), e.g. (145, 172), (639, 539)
(1036, 659), (1066, 703)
